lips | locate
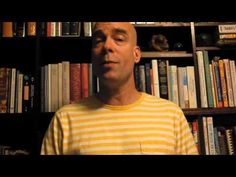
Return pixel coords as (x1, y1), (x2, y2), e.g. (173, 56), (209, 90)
(100, 61), (118, 66)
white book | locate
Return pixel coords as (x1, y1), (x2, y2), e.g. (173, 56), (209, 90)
(56, 22), (62, 37)
(218, 24), (236, 33)
(84, 22), (92, 37)
(10, 68), (16, 113)
(196, 51), (208, 108)
(229, 60), (236, 106)
(96, 77), (99, 93)
(223, 59), (234, 107)
(186, 66), (197, 108)
(169, 65), (179, 105)
(50, 22), (56, 37)
(14, 70), (20, 113)
(202, 117), (210, 155)
(206, 116), (216, 155)
(135, 22), (146, 24)
(151, 60), (160, 97)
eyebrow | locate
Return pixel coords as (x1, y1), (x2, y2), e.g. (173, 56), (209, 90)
(93, 28), (128, 37)
(112, 28), (128, 35)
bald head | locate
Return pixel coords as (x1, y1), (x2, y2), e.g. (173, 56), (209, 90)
(93, 22), (138, 46)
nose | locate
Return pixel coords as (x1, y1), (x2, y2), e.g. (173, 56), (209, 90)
(103, 37), (114, 53)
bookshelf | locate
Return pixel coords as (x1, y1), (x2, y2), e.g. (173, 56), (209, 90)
(1, 21), (236, 155)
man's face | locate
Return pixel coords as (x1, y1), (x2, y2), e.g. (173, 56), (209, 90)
(91, 22), (140, 84)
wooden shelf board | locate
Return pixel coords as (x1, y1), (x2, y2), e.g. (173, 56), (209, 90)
(141, 51), (193, 58)
(183, 107), (236, 116)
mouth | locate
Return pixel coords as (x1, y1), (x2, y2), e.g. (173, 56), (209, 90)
(100, 61), (118, 66)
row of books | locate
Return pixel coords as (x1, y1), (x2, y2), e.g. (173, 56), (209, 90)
(41, 62), (96, 112)
(41, 59), (198, 112)
(196, 51), (236, 108)
(190, 116), (236, 155)
(217, 24), (236, 46)
(0, 67), (34, 113)
(135, 60), (197, 108)
(40, 22), (93, 37)
(0, 22), (93, 37)
(0, 145), (30, 155)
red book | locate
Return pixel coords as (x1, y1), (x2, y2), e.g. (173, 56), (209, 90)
(81, 63), (89, 98)
(70, 63), (81, 103)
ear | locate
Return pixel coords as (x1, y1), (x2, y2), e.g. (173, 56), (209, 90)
(133, 46), (141, 64)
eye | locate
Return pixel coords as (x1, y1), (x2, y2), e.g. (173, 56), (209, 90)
(93, 37), (104, 45)
(114, 35), (126, 43)
(116, 38), (124, 42)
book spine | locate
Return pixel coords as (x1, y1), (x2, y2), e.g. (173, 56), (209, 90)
(158, 59), (168, 99)
(196, 51), (208, 108)
(144, 63), (152, 94)
(81, 63), (89, 99)
(62, 61), (70, 106)
(70, 63), (81, 103)
(186, 66), (197, 108)
(203, 51), (214, 107)
(223, 59), (234, 107)
(0, 68), (8, 113)
(151, 60), (160, 97)
(219, 59), (229, 107)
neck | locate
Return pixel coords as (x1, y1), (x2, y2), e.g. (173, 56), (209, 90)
(96, 78), (141, 106)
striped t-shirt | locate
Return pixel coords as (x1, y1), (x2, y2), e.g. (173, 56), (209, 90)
(41, 92), (198, 155)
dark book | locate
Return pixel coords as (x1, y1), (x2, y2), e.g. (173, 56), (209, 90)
(22, 74), (31, 113)
(62, 22), (70, 36)
(217, 127), (228, 155)
(197, 117), (207, 155)
(38, 22), (47, 37)
(138, 65), (146, 92)
(70, 22), (81, 36)
(134, 65), (140, 91)
(13, 22), (25, 37)
(0, 68), (8, 113)
(6, 68), (11, 113)
(30, 76), (35, 111)
(0, 22), (2, 36)
(158, 59), (168, 99)
(145, 63), (152, 94)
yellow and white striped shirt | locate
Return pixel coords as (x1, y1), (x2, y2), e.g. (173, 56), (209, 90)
(41, 92), (198, 155)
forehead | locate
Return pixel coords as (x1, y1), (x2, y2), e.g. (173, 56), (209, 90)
(94, 22), (131, 33)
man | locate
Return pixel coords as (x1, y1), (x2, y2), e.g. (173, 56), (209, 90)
(41, 22), (198, 155)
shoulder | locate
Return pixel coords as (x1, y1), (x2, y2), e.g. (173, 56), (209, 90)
(143, 93), (179, 107)
(142, 93), (183, 115)
(56, 95), (100, 115)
